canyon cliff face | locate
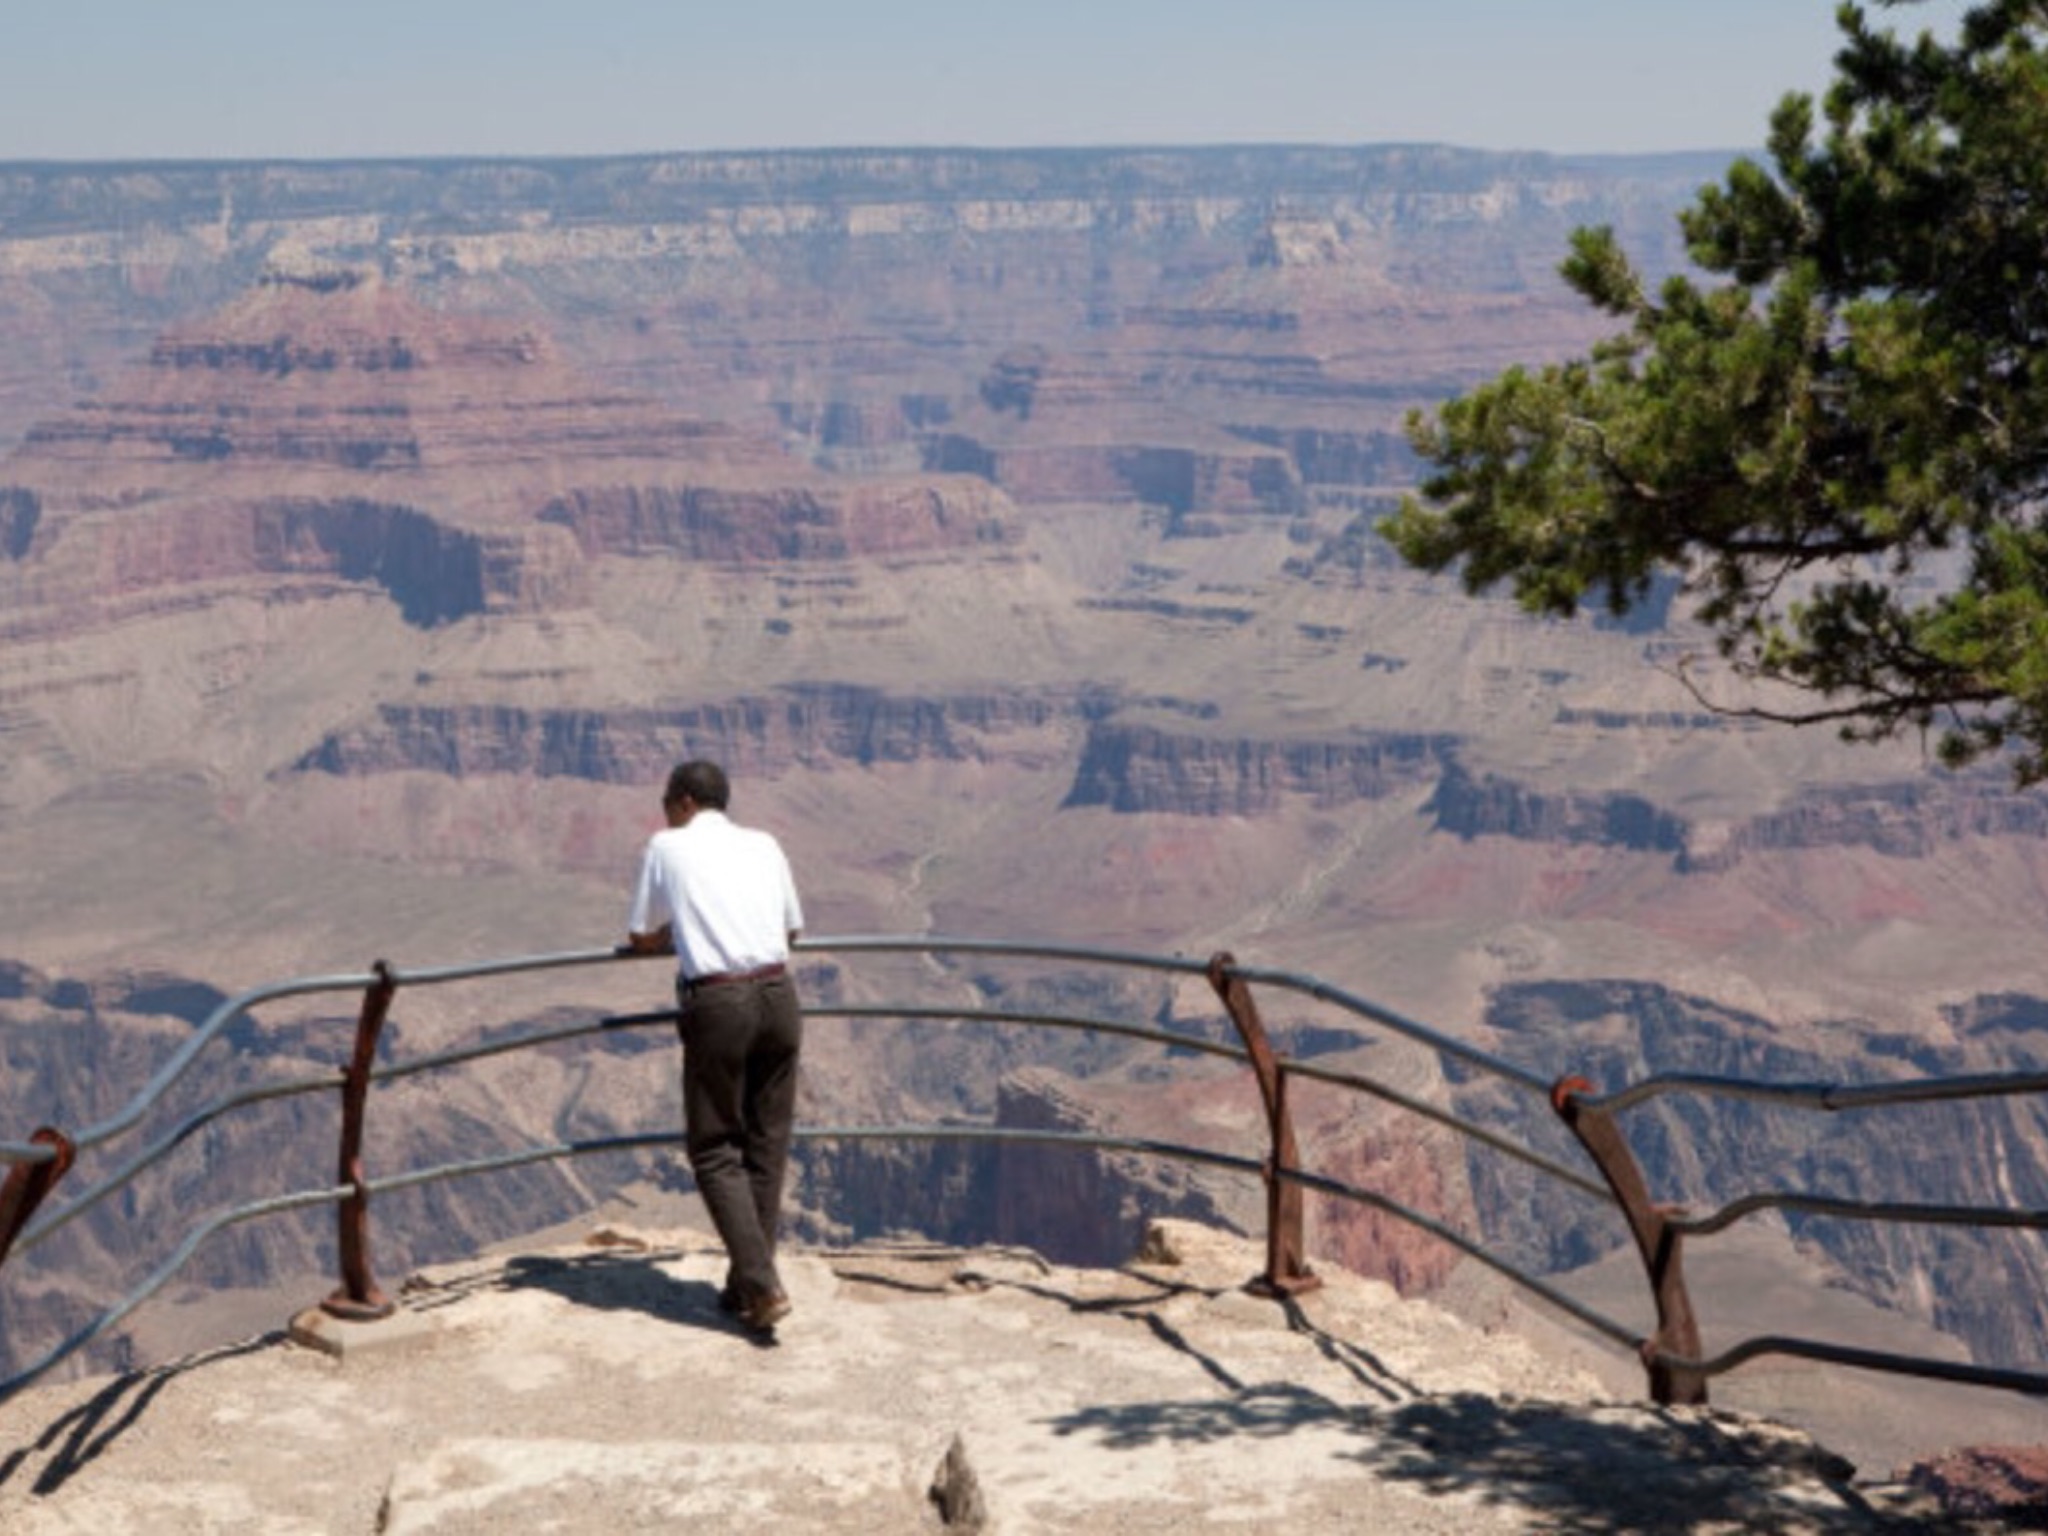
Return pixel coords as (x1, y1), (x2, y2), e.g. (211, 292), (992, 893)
(1449, 979), (2048, 1371)
(286, 690), (2048, 885)
(0, 960), (634, 1382)
(3, 148), (2047, 1453)
(0, 270), (1012, 637)
(1681, 778), (2048, 867)
(0, 147), (1718, 519)
(1065, 725), (1453, 815)
(294, 688), (1072, 782)
(863, 1055), (1469, 1294)
(1426, 763), (1690, 853)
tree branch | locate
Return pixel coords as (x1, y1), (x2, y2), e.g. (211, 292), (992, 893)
(1559, 415), (1665, 502)
(1661, 652), (2004, 731)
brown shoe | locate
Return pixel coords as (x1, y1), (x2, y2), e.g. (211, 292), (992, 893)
(740, 1289), (791, 1333)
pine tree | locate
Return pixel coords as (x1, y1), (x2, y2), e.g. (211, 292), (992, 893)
(1383, 1), (2048, 781)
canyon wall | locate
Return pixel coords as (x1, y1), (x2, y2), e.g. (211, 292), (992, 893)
(1452, 979), (2048, 1369)
(0, 146), (1725, 516)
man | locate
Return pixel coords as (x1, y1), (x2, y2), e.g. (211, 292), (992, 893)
(625, 759), (805, 1335)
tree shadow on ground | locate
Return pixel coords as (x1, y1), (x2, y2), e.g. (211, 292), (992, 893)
(1045, 1390), (1889, 1532)
(1345, 1394), (1883, 1533)
(1050, 1380), (1351, 1450)
(0, 1335), (276, 1497)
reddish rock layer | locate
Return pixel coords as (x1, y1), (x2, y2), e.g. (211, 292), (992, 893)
(1065, 723), (1454, 814)
(539, 479), (1010, 563)
(0, 272), (1015, 631)
(1902, 1443), (2048, 1525)
(294, 688), (1073, 782)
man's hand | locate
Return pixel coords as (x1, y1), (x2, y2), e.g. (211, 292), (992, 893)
(622, 925), (674, 956)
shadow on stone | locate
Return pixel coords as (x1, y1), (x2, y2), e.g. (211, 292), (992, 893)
(1281, 1294), (1419, 1404)
(1047, 1380), (1350, 1450)
(498, 1250), (725, 1334)
(0, 1335), (277, 1497)
(1045, 1386), (1881, 1531)
(1344, 1394), (1874, 1535)
(951, 1265), (1268, 1394)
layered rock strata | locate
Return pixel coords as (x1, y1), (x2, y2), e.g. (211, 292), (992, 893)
(294, 687), (1074, 782)
(0, 146), (1725, 519)
(1065, 723), (1454, 815)
(0, 270), (1013, 635)
(1457, 978), (2048, 1370)
(295, 694), (2048, 882)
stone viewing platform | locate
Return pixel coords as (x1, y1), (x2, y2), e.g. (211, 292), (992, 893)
(0, 1218), (1967, 1534)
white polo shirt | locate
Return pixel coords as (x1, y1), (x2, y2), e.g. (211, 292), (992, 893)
(628, 809), (804, 982)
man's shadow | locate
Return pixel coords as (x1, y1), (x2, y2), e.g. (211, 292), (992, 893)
(497, 1249), (776, 1345)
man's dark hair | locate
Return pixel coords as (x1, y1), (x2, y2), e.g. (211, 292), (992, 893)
(665, 759), (730, 811)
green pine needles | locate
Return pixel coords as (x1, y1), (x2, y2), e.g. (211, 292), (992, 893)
(1385, 1), (2048, 781)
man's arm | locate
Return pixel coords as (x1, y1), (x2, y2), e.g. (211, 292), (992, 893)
(624, 838), (674, 955)
(623, 923), (674, 956)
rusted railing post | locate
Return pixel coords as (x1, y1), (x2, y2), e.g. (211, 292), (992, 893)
(1207, 952), (1321, 1298)
(324, 961), (398, 1321)
(0, 1127), (75, 1272)
(1551, 1075), (1706, 1405)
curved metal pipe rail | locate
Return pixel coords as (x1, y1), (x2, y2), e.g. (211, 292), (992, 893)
(1579, 1067), (2048, 1117)
(1656, 1335), (2048, 1398)
(4, 933), (2048, 1416)
(29, 971), (383, 1160)
(1667, 1190), (2048, 1239)
(1228, 960), (1554, 1098)
(0, 947), (625, 1168)
(15, 1074), (348, 1256)
(1286, 1057), (1610, 1204)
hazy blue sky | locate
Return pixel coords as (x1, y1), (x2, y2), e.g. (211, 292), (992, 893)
(0, 1), (1981, 162)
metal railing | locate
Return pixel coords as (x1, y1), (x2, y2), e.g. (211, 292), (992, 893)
(3, 934), (2047, 1412)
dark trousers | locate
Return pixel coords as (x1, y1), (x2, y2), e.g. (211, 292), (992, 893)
(676, 972), (803, 1303)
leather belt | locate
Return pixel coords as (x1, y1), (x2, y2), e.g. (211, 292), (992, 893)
(683, 962), (788, 992)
